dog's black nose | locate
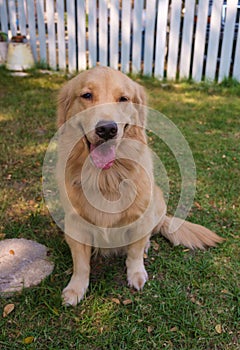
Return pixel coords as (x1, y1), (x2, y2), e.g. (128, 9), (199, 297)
(95, 121), (118, 140)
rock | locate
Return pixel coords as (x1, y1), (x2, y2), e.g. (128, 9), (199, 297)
(0, 238), (54, 296)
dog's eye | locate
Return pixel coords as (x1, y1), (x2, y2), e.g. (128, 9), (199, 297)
(119, 96), (129, 102)
(81, 92), (92, 100)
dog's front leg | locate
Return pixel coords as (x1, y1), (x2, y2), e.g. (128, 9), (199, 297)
(62, 235), (91, 306)
(126, 236), (150, 291)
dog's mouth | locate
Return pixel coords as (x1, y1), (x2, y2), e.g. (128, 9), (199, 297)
(86, 138), (116, 170)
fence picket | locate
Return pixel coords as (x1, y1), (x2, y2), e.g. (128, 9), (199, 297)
(167, 0), (182, 80)
(99, 0), (108, 66)
(132, 0), (144, 73)
(192, 0), (209, 82)
(179, 0), (195, 79)
(56, 0), (66, 70)
(77, 0), (87, 71)
(8, 0), (17, 36)
(0, 0), (8, 34)
(36, 0), (47, 63)
(88, 0), (97, 68)
(218, 0), (238, 82)
(143, 0), (156, 76)
(233, 25), (240, 80)
(46, 0), (56, 70)
(121, 0), (131, 73)
(26, 0), (37, 61)
(66, 0), (77, 72)
(205, 0), (223, 81)
(17, 0), (27, 36)
(110, 0), (119, 70)
(154, 0), (169, 79)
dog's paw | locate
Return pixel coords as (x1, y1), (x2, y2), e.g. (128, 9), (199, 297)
(62, 287), (84, 306)
(127, 268), (148, 291)
(62, 278), (89, 306)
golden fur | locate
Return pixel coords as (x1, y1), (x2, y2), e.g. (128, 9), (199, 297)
(57, 66), (223, 306)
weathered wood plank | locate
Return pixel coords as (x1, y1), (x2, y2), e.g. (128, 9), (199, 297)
(218, 0), (238, 82)
(143, 0), (156, 76)
(154, 0), (169, 79)
(121, 0), (131, 73)
(179, 0), (195, 79)
(167, 0), (182, 80)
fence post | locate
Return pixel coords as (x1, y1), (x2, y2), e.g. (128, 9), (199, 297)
(0, 0), (8, 35)
(192, 0), (209, 82)
(37, 0), (47, 64)
(8, 0), (17, 36)
(218, 0), (238, 82)
(99, 0), (108, 66)
(179, 0), (195, 80)
(26, 0), (37, 61)
(205, 0), (223, 81)
(77, 0), (87, 71)
(66, 0), (77, 72)
(18, 0), (27, 36)
(46, 0), (57, 70)
(121, 0), (131, 73)
(132, 0), (144, 74)
(88, 0), (97, 68)
(154, 0), (169, 79)
(233, 27), (240, 81)
(110, 0), (119, 70)
(56, 0), (66, 70)
(143, 0), (156, 76)
(167, 0), (182, 80)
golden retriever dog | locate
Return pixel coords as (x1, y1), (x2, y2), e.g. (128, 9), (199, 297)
(57, 66), (223, 306)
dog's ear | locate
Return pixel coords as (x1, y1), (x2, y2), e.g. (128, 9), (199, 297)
(57, 82), (73, 128)
(133, 82), (147, 127)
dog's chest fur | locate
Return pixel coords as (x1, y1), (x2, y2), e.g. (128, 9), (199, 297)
(67, 157), (153, 229)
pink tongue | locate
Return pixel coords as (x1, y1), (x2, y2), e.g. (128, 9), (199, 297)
(90, 143), (116, 169)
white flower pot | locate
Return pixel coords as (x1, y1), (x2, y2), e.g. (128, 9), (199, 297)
(6, 42), (34, 71)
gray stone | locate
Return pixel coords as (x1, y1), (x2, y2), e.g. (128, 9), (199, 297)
(0, 238), (54, 296)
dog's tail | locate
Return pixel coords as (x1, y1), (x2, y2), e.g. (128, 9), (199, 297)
(154, 215), (224, 250)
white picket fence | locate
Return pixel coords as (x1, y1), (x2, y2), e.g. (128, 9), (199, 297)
(0, 0), (240, 82)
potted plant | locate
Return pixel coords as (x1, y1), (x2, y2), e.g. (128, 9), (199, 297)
(6, 33), (34, 71)
(0, 32), (8, 65)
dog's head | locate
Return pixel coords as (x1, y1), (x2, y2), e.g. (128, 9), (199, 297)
(57, 66), (147, 170)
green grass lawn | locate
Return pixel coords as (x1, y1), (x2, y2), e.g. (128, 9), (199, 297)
(0, 68), (239, 349)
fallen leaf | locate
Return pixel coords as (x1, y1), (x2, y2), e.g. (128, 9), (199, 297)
(111, 298), (120, 305)
(221, 289), (230, 294)
(153, 241), (159, 251)
(170, 326), (178, 332)
(194, 201), (202, 210)
(23, 336), (34, 344)
(123, 299), (132, 305)
(215, 324), (222, 334)
(147, 326), (154, 333)
(3, 304), (15, 317)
